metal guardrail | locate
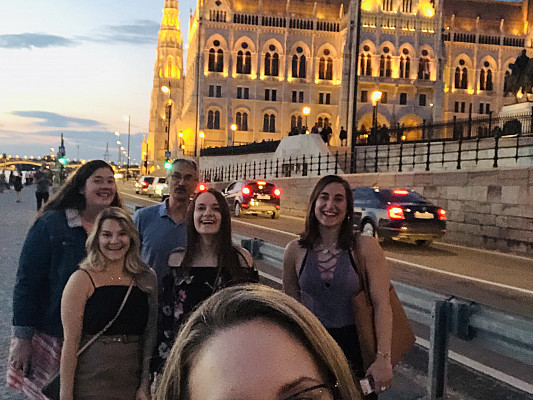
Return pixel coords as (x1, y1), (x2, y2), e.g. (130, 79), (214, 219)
(234, 234), (533, 399)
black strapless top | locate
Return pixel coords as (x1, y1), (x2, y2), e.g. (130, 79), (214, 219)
(82, 286), (148, 335)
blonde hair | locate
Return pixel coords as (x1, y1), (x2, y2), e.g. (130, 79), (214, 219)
(80, 207), (154, 293)
(157, 284), (360, 400)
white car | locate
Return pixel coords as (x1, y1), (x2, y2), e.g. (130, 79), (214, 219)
(135, 176), (154, 194)
(147, 177), (167, 198)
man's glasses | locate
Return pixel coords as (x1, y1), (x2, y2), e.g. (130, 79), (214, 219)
(283, 383), (335, 400)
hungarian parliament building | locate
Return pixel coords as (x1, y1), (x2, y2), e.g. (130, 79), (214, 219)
(146, 0), (531, 164)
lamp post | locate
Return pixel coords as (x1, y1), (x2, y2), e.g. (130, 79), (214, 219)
(199, 131), (205, 152)
(371, 90), (382, 144)
(114, 131), (121, 165)
(303, 107), (311, 132)
(123, 115), (131, 180)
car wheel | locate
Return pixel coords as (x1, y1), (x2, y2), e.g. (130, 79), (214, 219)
(416, 240), (433, 247)
(271, 211), (280, 219)
(234, 202), (241, 217)
(361, 220), (376, 238)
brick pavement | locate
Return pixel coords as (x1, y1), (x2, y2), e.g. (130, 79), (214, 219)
(1, 186), (35, 400)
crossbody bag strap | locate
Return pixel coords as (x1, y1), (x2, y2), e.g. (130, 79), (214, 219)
(76, 280), (134, 356)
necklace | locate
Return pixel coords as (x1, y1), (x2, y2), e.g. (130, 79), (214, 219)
(109, 275), (125, 281)
(317, 243), (337, 254)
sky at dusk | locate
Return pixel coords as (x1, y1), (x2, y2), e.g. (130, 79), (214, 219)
(0, 0), (196, 163)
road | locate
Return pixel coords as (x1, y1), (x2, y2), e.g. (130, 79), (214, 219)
(119, 182), (533, 399)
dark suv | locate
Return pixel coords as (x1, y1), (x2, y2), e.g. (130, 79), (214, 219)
(352, 186), (446, 245)
(223, 180), (281, 219)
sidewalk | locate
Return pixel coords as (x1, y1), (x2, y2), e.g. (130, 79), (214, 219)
(0, 187), (35, 400)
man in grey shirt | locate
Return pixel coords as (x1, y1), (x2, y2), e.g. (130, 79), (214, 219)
(133, 159), (199, 285)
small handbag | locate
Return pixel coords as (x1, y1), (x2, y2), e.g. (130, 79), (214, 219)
(350, 238), (415, 370)
(41, 281), (134, 400)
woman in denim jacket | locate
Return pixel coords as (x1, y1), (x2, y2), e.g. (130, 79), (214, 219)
(7, 160), (123, 399)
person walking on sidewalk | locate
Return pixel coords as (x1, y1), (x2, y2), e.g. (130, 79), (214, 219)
(7, 160), (123, 400)
(13, 172), (23, 202)
(34, 165), (52, 210)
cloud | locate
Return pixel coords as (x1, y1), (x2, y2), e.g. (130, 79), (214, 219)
(0, 33), (77, 49)
(85, 20), (159, 45)
(11, 111), (103, 128)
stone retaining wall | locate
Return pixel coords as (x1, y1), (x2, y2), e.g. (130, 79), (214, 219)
(211, 167), (533, 255)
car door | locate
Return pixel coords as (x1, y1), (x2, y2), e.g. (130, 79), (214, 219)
(352, 187), (374, 229)
(224, 182), (238, 208)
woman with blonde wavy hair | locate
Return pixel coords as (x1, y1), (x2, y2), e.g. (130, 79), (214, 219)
(60, 207), (157, 400)
(157, 284), (360, 400)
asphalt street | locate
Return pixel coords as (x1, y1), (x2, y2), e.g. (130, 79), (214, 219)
(1, 185), (530, 400)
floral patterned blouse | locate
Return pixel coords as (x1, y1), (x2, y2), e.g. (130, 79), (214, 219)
(153, 266), (218, 373)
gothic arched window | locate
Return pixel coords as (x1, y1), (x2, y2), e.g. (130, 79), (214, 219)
(455, 67), (461, 89)
(379, 55), (385, 77)
(319, 57), (325, 79)
(479, 69), (485, 91)
(244, 51), (251, 74)
(291, 115), (297, 128)
(386, 55), (392, 77)
(326, 57), (333, 80)
(461, 67), (468, 89)
(214, 110), (220, 129)
(292, 55), (298, 77)
(236, 112), (242, 130)
(480, 67), (493, 91)
(263, 114), (276, 132)
(264, 52), (271, 75)
(242, 112), (248, 131)
(236, 51), (243, 74)
(418, 57), (430, 79)
(207, 110), (214, 129)
(299, 55), (306, 78)
(216, 49), (224, 72)
(272, 53), (279, 76)
(208, 49), (216, 71)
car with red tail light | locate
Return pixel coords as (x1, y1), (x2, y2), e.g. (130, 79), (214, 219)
(352, 186), (446, 246)
(223, 180), (281, 219)
(135, 176), (155, 195)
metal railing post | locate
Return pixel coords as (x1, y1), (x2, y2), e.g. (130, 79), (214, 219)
(399, 141), (403, 172)
(326, 153), (330, 173)
(426, 140), (431, 171)
(412, 142), (417, 169)
(493, 134), (499, 168)
(253, 161), (256, 179)
(428, 300), (451, 399)
(275, 158), (279, 178)
(302, 154), (307, 176)
(374, 144), (379, 172)
(457, 137), (462, 170)
(334, 151), (338, 174)
(317, 154), (321, 176)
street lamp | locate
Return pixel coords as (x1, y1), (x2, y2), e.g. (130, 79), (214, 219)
(199, 131), (205, 151)
(371, 90), (382, 144)
(114, 131), (121, 165)
(303, 107), (311, 131)
(123, 115), (131, 180)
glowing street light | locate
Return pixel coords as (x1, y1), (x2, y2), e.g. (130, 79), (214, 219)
(303, 107), (311, 130)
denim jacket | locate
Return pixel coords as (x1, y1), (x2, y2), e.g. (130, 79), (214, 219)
(12, 209), (87, 339)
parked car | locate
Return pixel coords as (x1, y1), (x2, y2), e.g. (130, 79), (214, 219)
(147, 177), (167, 197)
(223, 179), (281, 219)
(352, 186), (446, 246)
(135, 176), (154, 194)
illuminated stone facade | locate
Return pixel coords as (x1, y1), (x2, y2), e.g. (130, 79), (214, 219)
(147, 0), (530, 163)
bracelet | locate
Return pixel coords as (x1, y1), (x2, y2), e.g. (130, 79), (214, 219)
(377, 351), (391, 360)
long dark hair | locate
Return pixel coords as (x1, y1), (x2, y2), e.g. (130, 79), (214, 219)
(180, 188), (240, 281)
(299, 175), (355, 250)
(40, 160), (122, 215)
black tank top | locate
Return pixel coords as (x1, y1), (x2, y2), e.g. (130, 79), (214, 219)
(81, 271), (149, 335)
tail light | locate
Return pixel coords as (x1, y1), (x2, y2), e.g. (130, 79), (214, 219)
(242, 186), (251, 195)
(141, 181), (149, 187)
(198, 183), (207, 192)
(388, 206), (405, 219)
(257, 180), (266, 186)
(392, 189), (409, 195)
(438, 208), (447, 221)
(273, 188), (281, 197)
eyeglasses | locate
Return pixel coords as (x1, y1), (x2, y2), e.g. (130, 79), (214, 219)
(283, 383), (335, 400)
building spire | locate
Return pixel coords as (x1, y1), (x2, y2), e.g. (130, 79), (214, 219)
(147, 0), (185, 167)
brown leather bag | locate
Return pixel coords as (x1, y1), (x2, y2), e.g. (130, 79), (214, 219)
(351, 237), (415, 370)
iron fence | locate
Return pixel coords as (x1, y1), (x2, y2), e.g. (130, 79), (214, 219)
(201, 133), (533, 182)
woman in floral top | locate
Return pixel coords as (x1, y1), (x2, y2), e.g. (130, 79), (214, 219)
(153, 189), (258, 373)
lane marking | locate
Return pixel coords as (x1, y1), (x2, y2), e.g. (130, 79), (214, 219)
(233, 219), (299, 238)
(433, 241), (533, 262)
(388, 257), (533, 295)
(416, 337), (533, 394)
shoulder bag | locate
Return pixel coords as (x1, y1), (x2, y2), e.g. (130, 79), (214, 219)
(350, 237), (415, 370)
(41, 281), (134, 400)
